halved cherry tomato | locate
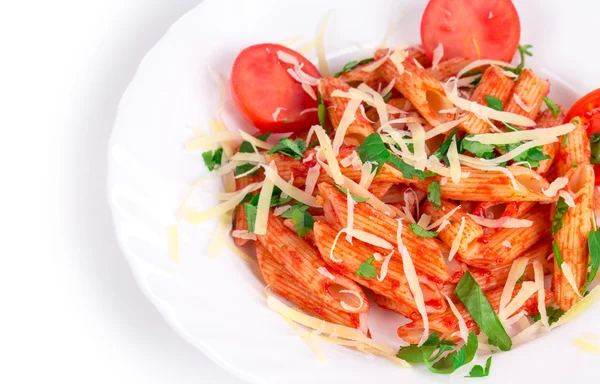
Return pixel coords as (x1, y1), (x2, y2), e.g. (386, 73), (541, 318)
(420, 0), (521, 62)
(564, 88), (600, 135)
(594, 165), (600, 185)
(231, 43), (320, 133)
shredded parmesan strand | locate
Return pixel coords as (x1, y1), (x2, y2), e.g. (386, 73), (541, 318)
(397, 219), (429, 345)
(314, 125), (345, 185)
(317, 266), (336, 280)
(304, 163), (321, 195)
(551, 285), (600, 329)
(456, 59), (516, 79)
(427, 205), (462, 230)
(443, 294), (469, 342)
(499, 281), (537, 320)
(423, 117), (467, 140)
(513, 93), (532, 112)
(467, 214), (533, 228)
(448, 217), (465, 261)
(272, 107), (287, 122)
(543, 177), (569, 197)
(465, 123), (576, 145)
(377, 250), (395, 282)
(532, 260), (548, 327)
(481, 138), (556, 165)
(499, 257), (529, 313)
(185, 182), (264, 223)
(273, 205), (291, 216)
(262, 163), (319, 207)
(559, 190), (575, 207)
(300, 107), (318, 115)
(332, 99), (362, 153)
(339, 289), (364, 312)
(447, 135), (462, 184)
(431, 43), (444, 70)
(345, 189), (355, 243)
(561, 262), (584, 298)
(231, 230), (257, 240)
(362, 49), (392, 72)
(239, 130), (273, 150)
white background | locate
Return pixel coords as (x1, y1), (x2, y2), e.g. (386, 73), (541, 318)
(1, 1), (242, 383)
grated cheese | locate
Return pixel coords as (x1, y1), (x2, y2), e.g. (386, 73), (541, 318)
(443, 293), (469, 342)
(340, 151), (363, 170)
(304, 163), (321, 195)
(427, 205), (462, 230)
(417, 213), (432, 228)
(314, 125), (345, 185)
(303, 152), (315, 164)
(262, 162), (319, 207)
(561, 262), (583, 299)
(317, 266), (336, 280)
(276, 50), (299, 66)
(362, 49), (392, 73)
(373, 252), (384, 261)
(572, 335), (600, 355)
(448, 217), (465, 261)
(431, 43), (444, 70)
(185, 182), (264, 223)
(254, 162), (276, 235)
(359, 105), (375, 123)
(512, 321), (543, 346)
(499, 281), (537, 320)
(239, 130), (274, 150)
(302, 83), (317, 100)
(397, 219), (429, 345)
(332, 99), (362, 153)
(543, 177), (569, 197)
(380, 79), (396, 97)
(359, 161), (375, 189)
(467, 214), (533, 228)
(339, 290), (364, 312)
(513, 94), (532, 112)
(229, 152), (265, 163)
(464, 122), (575, 145)
(274, 205), (291, 216)
(423, 117), (466, 140)
(456, 59), (516, 78)
(559, 190), (575, 207)
(377, 250), (395, 282)
(533, 260), (548, 327)
(345, 189), (355, 243)
(447, 135), (462, 184)
(389, 50), (407, 75)
(499, 257), (529, 314)
(481, 138), (556, 165)
(502, 240), (513, 248)
(272, 107), (287, 122)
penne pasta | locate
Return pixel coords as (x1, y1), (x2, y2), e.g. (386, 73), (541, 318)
(256, 242), (369, 334)
(535, 106), (566, 175)
(313, 221), (447, 314)
(462, 205), (551, 268)
(374, 48), (455, 127)
(318, 77), (374, 141)
(257, 215), (370, 314)
(374, 294), (423, 321)
(319, 182), (450, 282)
(425, 57), (471, 82)
(504, 69), (550, 126)
(368, 182), (394, 199)
(459, 66), (515, 134)
(557, 118), (591, 177)
(554, 164), (594, 310)
(406, 46), (432, 68)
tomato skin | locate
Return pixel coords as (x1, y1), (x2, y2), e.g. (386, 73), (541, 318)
(231, 43), (320, 133)
(420, 0), (521, 62)
(564, 88), (600, 135)
(595, 165), (600, 185)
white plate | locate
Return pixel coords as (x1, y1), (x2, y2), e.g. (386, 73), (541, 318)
(108, 1), (600, 382)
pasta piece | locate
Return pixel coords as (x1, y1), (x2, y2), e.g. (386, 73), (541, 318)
(256, 242), (368, 334)
(458, 66), (515, 134)
(397, 284), (554, 343)
(365, 97), (415, 122)
(266, 147), (413, 187)
(319, 183), (450, 282)
(414, 166), (555, 202)
(233, 173), (263, 246)
(554, 164), (594, 310)
(406, 46), (432, 68)
(468, 241), (553, 291)
(375, 48), (455, 127)
(461, 205), (551, 268)
(503, 69), (550, 126)
(368, 182), (394, 199)
(374, 294), (424, 321)
(257, 215), (370, 313)
(557, 118), (591, 177)
(313, 221), (446, 314)
(535, 105), (566, 174)
(422, 200), (483, 257)
(338, 64), (383, 90)
(425, 57), (471, 82)
(318, 77), (374, 141)
(381, 185), (426, 204)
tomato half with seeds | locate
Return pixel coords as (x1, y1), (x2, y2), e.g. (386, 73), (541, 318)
(565, 88), (600, 135)
(231, 43), (321, 133)
(420, 0), (521, 61)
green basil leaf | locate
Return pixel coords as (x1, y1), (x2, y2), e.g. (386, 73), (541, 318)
(461, 135), (496, 159)
(356, 133), (390, 173)
(485, 95), (503, 111)
(455, 272), (512, 351)
(334, 185), (369, 203)
(409, 223), (439, 238)
(267, 138), (307, 160)
(552, 197), (569, 235)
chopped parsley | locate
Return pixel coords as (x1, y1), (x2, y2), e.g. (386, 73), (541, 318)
(506, 44), (533, 75)
(235, 133), (271, 176)
(409, 223), (439, 238)
(543, 96), (561, 117)
(590, 134), (600, 165)
(267, 138), (307, 160)
(280, 203), (314, 236)
(202, 148), (223, 171)
(334, 185), (369, 203)
(333, 57), (375, 77)
(553, 240), (564, 268)
(356, 256), (378, 279)
(585, 229), (600, 291)
(317, 92), (327, 128)
(427, 181), (442, 209)
(561, 133), (569, 149)
(485, 95), (503, 111)
(532, 306), (565, 326)
(551, 197), (569, 235)
(466, 357), (492, 378)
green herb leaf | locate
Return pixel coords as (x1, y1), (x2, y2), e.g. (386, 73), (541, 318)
(463, 70), (483, 77)
(434, 129), (459, 162)
(409, 223), (439, 238)
(590, 134), (600, 165)
(356, 133), (390, 173)
(531, 306), (565, 325)
(317, 92), (327, 128)
(510, 146), (551, 168)
(383, 91), (392, 102)
(509, 44), (533, 75)
(235, 133), (271, 176)
(504, 122), (521, 132)
(561, 133), (569, 149)
(466, 356), (492, 378)
(426, 332), (478, 374)
(245, 204), (257, 233)
(334, 185), (369, 203)
(485, 95), (503, 111)
(427, 181), (442, 209)
(461, 135), (496, 159)
(202, 148), (223, 171)
(543, 96), (561, 117)
(586, 230), (600, 290)
(280, 203), (314, 236)
(516, 270), (526, 284)
(267, 138), (307, 160)
(333, 57), (375, 77)
(387, 155), (436, 180)
(553, 240), (564, 268)
(356, 256), (378, 279)
(455, 272), (512, 351)
(552, 197), (569, 235)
